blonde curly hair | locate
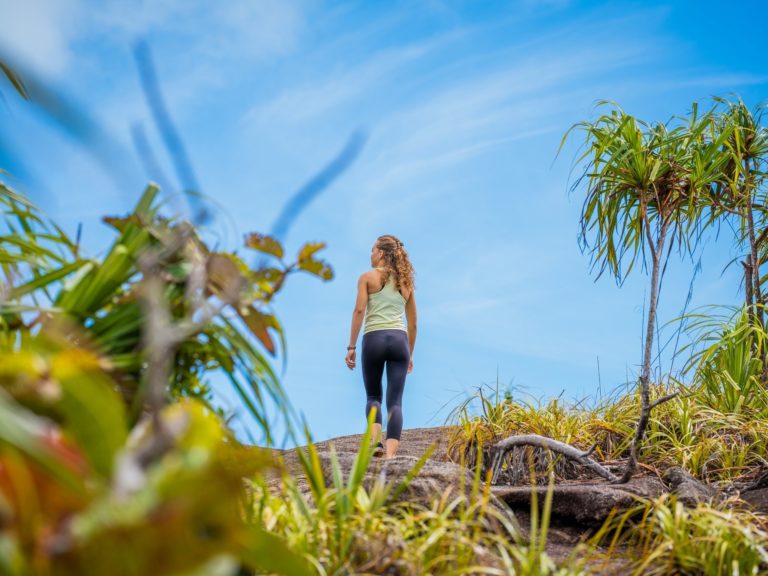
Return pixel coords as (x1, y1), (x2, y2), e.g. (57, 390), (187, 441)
(376, 234), (415, 293)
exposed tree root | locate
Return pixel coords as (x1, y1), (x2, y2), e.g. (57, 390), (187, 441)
(490, 434), (619, 484)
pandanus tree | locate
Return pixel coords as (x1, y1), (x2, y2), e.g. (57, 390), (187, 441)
(709, 99), (768, 358)
(563, 102), (732, 482)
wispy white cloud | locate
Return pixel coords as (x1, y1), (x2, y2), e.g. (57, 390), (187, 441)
(0, 0), (307, 79)
(244, 31), (467, 125)
(87, 0), (309, 118)
(90, 0), (307, 61)
(373, 126), (559, 189)
(0, 0), (81, 77)
(343, 34), (653, 224)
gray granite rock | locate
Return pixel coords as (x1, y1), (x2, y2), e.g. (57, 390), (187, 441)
(309, 451), (510, 511)
(491, 476), (666, 524)
(662, 466), (718, 506)
(739, 487), (768, 513)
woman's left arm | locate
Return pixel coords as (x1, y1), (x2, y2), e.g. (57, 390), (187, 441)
(345, 273), (369, 369)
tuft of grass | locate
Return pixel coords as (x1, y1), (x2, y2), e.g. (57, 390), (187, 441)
(250, 413), (591, 575)
(677, 306), (768, 417)
(590, 494), (768, 575)
(448, 378), (768, 485)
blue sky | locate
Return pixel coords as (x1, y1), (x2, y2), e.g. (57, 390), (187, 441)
(1, 0), (767, 447)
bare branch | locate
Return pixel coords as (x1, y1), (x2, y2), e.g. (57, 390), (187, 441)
(491, 434), (618, 483)
(649, 392), (679, 410)
(133, 221), (235, 469)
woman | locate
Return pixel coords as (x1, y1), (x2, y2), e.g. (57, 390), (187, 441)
(345, 234), (417, 459)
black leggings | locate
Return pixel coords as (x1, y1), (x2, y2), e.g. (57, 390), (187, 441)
(362, 329), (410, 441)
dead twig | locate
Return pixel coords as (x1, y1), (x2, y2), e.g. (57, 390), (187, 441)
(490, 434), (618, 484)
(649, 392), (679, 410)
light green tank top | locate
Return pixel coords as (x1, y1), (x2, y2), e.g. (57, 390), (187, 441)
(363, 270), (407, 334)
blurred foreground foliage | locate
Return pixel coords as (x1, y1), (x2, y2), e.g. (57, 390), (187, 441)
(0, 183), (334, 438)
(0, 179), (336, 574)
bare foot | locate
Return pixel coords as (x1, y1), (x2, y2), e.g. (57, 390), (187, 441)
(385, 438), (400, 460)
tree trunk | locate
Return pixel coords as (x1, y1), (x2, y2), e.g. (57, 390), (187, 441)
(744, 159), (767, 380)
(745, 255), (754, 320)
(617, 220), (668, 483)
(746, 197), (762, 324)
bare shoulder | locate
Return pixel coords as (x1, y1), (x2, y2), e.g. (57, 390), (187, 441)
(358, 270), (379, 292)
